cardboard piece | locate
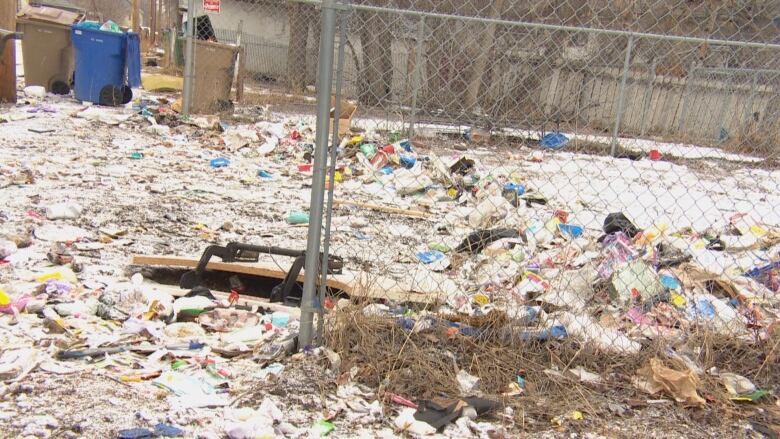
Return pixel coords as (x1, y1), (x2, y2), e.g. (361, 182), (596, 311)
(635, 358), (705, 406)
(329, 98), (356, 137)
(131, 254), (447, 304)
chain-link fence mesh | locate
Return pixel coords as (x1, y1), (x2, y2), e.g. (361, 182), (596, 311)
(292, 0), (780, 428)
(173, 0), (323, 113)
(161, 0), (780, 431)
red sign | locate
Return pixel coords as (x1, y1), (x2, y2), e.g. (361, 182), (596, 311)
(203, 0), (220, 13)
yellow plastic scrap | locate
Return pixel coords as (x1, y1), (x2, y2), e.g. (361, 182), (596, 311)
(473, 293), (490, 306)
(37, 267), (78, 284)
(545, 217), (562, 234)
(635, 224), (667, 246)
(749, 225), (768, 237)
(0, 289), (10, 306)
(346, 135), (364, 146)
(509, 172), (524, 183)
(326, 171), (343, 184)
(142, 299), (160, 320)
(670, 292), (687, 308)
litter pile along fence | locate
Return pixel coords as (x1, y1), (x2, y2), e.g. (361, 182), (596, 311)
(179, 0), (780, 156)
(173, 0), (780, 418)
(275, 0), (780, 412)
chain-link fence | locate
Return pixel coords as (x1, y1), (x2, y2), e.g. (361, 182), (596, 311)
(176, 0), (780, 156)
(269, 0), (780, 425)
(175, 0), (323, 113)
(51, 0), (779, 430)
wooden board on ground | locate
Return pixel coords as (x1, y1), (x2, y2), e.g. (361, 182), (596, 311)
(131, 254), (453, 304)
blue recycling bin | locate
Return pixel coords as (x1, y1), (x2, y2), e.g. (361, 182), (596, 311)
(71, 24), (141, 105)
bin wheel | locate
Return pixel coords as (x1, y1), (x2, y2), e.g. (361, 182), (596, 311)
(50, 80), (70, 96)
(99, 85), (123, 106)
(99, 85), (133, 107)
(121, 85), (133, 105)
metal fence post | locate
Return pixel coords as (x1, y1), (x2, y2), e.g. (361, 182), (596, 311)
(742, 73), (758, 131)
(408, 16), (426, 137)
(182, 0), (196, 116)
(299, 0), (338, 349)
(678, 64), (696, 135)
(316, 11), (348, 344)
(715, 72), (734, 141)
(610, 34), (634, 157)
(640, 60), (656, 137)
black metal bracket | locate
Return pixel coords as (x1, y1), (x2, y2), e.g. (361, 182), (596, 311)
(179, 242), (343, 306)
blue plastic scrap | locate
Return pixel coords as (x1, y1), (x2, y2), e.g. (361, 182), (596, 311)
(399, 154), (417, 169)
(397, 139), (413, 152)
(154, 423), (185, 437)
(209, 157), (230, 168)
(520, 325), (567, 341)
(659, 274), (681, 290)
(688, 297), (716, 320)
(744, 260), (780, 278)
(539, 132), (569, 149)
(416, 250), (446, 264)
(558, 223), (584, 238)
(117, 428), (152, 439)
(503, 182), (526, 196)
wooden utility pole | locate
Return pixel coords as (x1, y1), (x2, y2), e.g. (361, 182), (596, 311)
(156, 0), (163, 45)
(150, 0), (157, 45)
(132, 0), (141, 34)
(0, 0), (17, 103)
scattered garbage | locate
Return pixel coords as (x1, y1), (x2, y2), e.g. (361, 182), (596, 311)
(45, 202), (83, 220)
(286, 212), (310, 225)
(539, 132), (569, 149)
(210, 157), (230, 168)
(0, 53), (778, 439)
(634, 358), (705, 406)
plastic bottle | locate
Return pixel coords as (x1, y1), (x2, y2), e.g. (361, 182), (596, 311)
(286, 212), (309, 225)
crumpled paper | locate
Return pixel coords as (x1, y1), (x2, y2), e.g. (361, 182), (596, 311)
(634, 358), (705, 406)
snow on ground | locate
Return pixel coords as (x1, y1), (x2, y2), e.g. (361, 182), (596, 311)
(1, 90), (778, 438)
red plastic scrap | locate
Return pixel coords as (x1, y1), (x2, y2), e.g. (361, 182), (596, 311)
(386, 392), (418, 409)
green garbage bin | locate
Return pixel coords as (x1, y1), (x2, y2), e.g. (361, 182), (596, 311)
(17, 5), (83, 94)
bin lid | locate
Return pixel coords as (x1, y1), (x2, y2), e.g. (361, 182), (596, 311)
(18, 5), (82, 26)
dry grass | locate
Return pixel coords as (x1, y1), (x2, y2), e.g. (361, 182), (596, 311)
(324, 302), (780, 433)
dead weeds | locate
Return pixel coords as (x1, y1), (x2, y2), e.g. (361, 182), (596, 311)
(325, 303), (780, 433)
